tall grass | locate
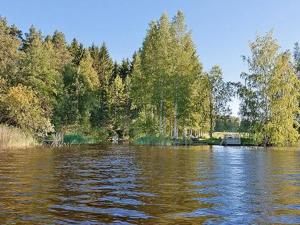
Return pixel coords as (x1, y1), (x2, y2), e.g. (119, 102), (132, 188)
(0, 125), (37, 149)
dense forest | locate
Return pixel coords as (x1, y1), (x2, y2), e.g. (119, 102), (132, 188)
(0, 11), (300, 146)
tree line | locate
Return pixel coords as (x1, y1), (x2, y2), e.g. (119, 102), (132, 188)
(0, 11), (299, 146)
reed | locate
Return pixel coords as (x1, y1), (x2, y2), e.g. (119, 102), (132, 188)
(0, 125), (37, 149)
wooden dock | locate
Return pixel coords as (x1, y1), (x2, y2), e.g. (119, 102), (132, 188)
(221, 134), (241, 146)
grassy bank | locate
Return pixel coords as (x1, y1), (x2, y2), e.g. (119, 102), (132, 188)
(0, 125), (37, 149)
(132, 132), (259, 146)
(133, 136), (173, 146)
(132, 135), (206, 146)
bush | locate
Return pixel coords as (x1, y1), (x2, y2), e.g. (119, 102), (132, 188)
(2, 85), (53, 135)
(63, 134), (88, 144)
(63, 130), (106, 145)
(241, 137), (257, 146)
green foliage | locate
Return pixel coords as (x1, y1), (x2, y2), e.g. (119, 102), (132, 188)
(108, 75), (131, 138)
(51, 30), (72, 70)
(214, 116), (240, 132)
(118, 58), (131, 80)
(90, 43), (114, 128)
(69, 38), (84, 65)
(132, 11), (204, 140)
(63, 128), (109, 144)
(0, 13), (299, 147)
(2, 85), (53, 135)
(53, 65), (79, 127)
(63, 134), (88, 144)
(0, 17), (22, 86)
(54, 50), (99, 130)
(293, 42), (300, 74)
(239, 32), (300, 146)
(63, 134), (95, 144)
(19, 27), (61, 115)
(207, 66), (233, 137)
(130, 107), (159, 138)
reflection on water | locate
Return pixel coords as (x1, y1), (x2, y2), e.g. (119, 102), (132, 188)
(0, 145), (300, 224)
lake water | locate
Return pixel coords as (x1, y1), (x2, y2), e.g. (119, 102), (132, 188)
(0, 145), (300, 224)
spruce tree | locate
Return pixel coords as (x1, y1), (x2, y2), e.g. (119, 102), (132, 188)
(90, 43), (113, 128)
(69, 38), (84, 66)
(51, 30), (72, 71)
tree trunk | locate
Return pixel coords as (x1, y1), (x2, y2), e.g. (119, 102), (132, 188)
(163, 113), (166, 136)
(209, 92), (214, 139)
(209, 114), (213, 138)
(173, 102), (178, 140)
(184, 128), (187, 145)
(159, 100), (163, 135)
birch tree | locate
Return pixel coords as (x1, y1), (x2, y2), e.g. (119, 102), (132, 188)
(240, 32), (300, 146)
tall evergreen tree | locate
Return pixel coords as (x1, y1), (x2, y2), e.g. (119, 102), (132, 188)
(55, 50), (99, 131)
(293, 42), (300, 77)
(90, 43), (114, 127)
(118, 58), (131, 80)
(51, 30), (72, 71)
(110, 61), (119, 83)
(69, 38), (84, 66)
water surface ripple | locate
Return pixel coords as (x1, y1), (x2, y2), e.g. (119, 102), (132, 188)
(0, 145), (300, 224)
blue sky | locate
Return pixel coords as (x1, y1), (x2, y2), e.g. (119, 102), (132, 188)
(1, 0), (300, 116)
